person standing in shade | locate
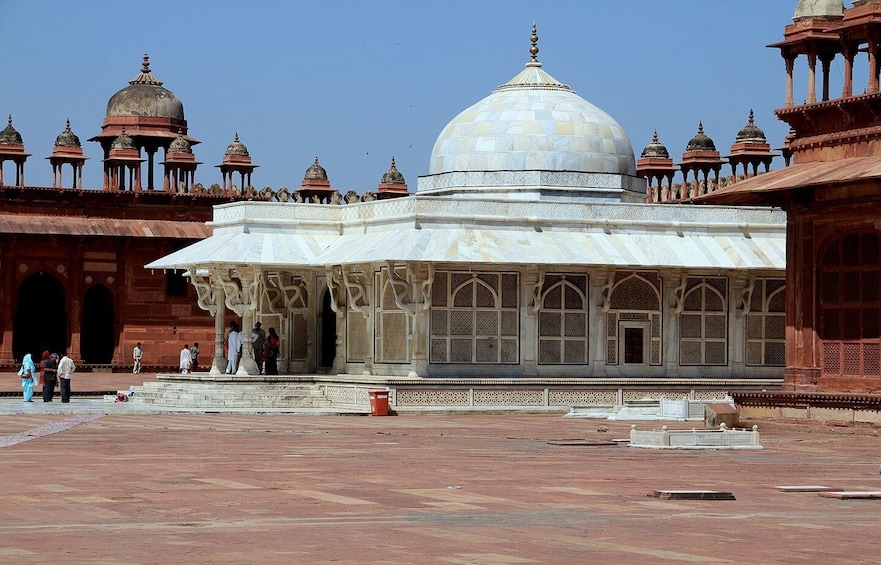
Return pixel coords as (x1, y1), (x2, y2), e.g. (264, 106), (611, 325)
(57, 352), (76, 403)
(252, 322), (266, 374)
(179, 344), (192, 375)
(263, 327), (281, 375)
(133, 343), (143, 374)
(41, 351), (58, 402)
(19, 352), (36, 402)
(226, 322), (243, 374)
(191, 342), (200, 372)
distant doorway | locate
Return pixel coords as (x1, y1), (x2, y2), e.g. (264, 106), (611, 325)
(319, 288), (337, 369)
(619, 322), (650, 366)
(13, 271), (67, 362)
(81, 284), (115, 364)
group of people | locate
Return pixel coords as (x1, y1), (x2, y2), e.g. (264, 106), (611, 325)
(178, 342), (200, 374)
(18, 323), (283, 402)
(18, 350), (76, 403)
(224, 321), (281, 375)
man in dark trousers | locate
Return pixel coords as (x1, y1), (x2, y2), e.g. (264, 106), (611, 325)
(41, 351), (58, 402)
(57, 352), (76, 403)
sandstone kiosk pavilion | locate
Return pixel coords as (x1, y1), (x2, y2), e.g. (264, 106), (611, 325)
(145, 28), (786, 412)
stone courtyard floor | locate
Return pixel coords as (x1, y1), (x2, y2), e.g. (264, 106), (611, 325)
(1, 407), (880, 564)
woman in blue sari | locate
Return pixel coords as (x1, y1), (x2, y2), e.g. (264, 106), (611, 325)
(20, 353), (36, 402)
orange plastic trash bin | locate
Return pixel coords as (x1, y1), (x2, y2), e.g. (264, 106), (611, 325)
(368, 390), (390, 416)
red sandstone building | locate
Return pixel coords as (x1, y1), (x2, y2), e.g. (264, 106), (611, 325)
(0, 56), (258, 370)
(700, 0), (881, 394)
(0, 55), (410, 371)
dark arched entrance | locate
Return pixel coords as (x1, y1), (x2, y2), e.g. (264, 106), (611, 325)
(13, 271), (67, 362)
(320, 288), (337, 369)
(81, 284), (115, 364)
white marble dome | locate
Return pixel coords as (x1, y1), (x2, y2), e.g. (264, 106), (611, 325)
(428, 61), (636, 178)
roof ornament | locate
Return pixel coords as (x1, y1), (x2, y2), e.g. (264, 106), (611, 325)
(6, 114), (11, 128)
(129, 53), (163, 86)
(530, 23), (539, 62)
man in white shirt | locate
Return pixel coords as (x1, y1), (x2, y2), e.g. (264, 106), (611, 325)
(133, 343), (143, 374)
(226, 322), (243, 374)
(57, 353), (76, 403)
(179, 344), (192, 375)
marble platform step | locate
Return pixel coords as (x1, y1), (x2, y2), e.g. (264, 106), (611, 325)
(131, 381), (334, 409)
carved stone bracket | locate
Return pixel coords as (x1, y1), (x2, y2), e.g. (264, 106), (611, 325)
(239, 270), (262, 314)
(218, 272), (245, 317)
(735, 275), (756, 319)
(669, 270), (689, 316)
(386, 262), (434, 318)
(342, 265), (370, 320)
(188, 265), (218, 316)
(265, 271), (308, 315)
(595, 269), (615, 314)
(527, 270), (545, 318)
(325, 267), (343, 315)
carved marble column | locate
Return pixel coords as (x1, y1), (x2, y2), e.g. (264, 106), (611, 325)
(192, 266), (227, 374)
(522, 267), (544, 377)
(591, 269), (614, 375)
(663, 269), (688, 374)
(730, 273), (755, 378)
(233, 268), (262, 376)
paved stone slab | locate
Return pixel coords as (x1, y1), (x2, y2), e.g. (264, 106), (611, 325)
(650, 490), (737, 500)
(819, 491), (881, 499)
(775, 485), (836, 492)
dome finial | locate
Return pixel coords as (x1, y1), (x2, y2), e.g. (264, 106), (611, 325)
(698, 121), (704, 135)
(6, 115), (11, 127)
(65, 118), (71, 131)
(142, 53), (150, 74)
(530, 23), (539, 62)
(748, 109), (755, 125)
(234, 132), (240, 142)
(652, 130), (659, 143)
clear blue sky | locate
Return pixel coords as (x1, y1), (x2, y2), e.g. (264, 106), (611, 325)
(1, 1), (820, 193)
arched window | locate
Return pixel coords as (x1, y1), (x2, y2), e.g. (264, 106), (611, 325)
(746, 278), (786, 367)
(430, 271), (519, 364)
(538, 274), (588, 365)
(680, 277), (728, 366)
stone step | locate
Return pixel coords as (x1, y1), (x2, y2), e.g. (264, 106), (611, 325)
(131, 382), (334, 409)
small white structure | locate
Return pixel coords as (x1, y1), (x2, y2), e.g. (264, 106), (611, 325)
(629, 423), (762, 450)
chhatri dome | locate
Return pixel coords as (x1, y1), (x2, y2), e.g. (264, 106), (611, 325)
(105, 54), (185, 120)
(421, 25), (641, 201)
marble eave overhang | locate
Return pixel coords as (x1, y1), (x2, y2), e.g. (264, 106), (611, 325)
(145, 196), (786, 272)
